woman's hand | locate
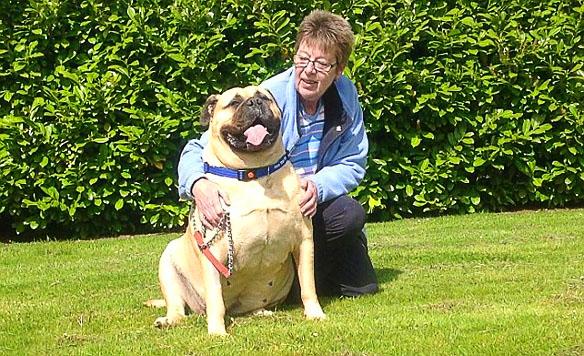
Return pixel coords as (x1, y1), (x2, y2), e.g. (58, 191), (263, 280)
(299, 178), (318, 218)
(192, 178), (230, 229)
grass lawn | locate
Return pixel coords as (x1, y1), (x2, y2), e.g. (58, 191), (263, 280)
(1, 209), (583, 355)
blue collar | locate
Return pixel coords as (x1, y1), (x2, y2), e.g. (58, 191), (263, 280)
(204, 153), (289, 181)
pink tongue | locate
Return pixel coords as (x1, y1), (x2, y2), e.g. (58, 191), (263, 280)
(244, 124), (269, 146)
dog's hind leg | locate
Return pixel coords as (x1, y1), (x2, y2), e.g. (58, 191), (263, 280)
(154, 241), (189, 328)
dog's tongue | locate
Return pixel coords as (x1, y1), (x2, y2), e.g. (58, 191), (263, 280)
(244, 124), (268, 146)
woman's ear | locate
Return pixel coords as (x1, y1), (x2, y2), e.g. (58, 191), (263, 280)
(335, 64), (345, 79)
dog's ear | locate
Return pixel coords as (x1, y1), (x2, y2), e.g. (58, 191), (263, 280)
(200, 94), (219, 127)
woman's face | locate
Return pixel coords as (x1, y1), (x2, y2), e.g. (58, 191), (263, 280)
(294, 41), (343, 110)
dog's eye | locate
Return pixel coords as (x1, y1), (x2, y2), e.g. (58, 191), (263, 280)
(256, 92), (269, 101)
(227, 95), (244, 108)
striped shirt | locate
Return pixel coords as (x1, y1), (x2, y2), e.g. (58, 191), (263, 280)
(290, 103), (325, 178)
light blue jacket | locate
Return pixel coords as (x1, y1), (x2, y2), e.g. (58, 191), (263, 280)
(177, 67), (368, 203)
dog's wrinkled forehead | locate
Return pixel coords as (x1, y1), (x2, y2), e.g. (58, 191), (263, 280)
(200, 86), (278, 127)
(218, 86), (269, 108)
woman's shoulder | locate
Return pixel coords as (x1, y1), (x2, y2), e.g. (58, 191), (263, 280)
(335, 74), (360, 116)
(335, 74), (358, 96)
(261, 67), (294, 93)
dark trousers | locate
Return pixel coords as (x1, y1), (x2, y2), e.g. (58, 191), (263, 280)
(289, 195), (379, 301)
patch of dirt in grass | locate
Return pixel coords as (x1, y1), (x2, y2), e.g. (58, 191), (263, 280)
(557, 344), (584, 356)
(425, 300), (460, 313)
(57, 333), (95, 347)
(547, 276), (584, 306)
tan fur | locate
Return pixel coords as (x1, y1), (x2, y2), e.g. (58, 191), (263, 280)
(150, 86), (325, 335)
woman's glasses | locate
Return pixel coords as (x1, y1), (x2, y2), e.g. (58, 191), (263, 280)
(293, 55), (337, 74)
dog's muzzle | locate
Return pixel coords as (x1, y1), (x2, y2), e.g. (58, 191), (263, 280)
(221, 95), (280, 152)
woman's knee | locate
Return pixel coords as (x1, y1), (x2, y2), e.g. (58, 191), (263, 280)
(316, 195), (365, 242)
(343, 197), (366, 234)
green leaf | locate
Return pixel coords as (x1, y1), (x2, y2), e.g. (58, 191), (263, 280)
(367, 196), (382, 209)
(478, 39), (494, 47)
(169, 53), (186, 63)
(449, 157), (461, 164)
(473, 158), (486, 167)
(29, 220), (39, 230)
(411, 136), (422, 148)
(115, 199), (124, 210)
(127, 6), (136, 19)
(533, 178), (543, 187)
(12, 61), (26, 72)
(40, 156), (49, 168)
(461, 17), (475, 26)
(150, 213), (160, 224)
(406, 185), (414, 197)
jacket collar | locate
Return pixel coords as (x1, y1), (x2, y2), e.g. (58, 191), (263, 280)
(322, 82), (348, 131)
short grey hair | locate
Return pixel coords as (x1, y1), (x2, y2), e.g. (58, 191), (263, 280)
(295, 10), (355, 68)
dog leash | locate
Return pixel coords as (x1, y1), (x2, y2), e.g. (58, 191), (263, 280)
(191, 206), (234, 278)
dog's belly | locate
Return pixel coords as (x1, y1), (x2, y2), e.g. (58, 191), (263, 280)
(222, 255), (294, 314)
(222, 206), (300, 313)
(231, 206), (300, 268)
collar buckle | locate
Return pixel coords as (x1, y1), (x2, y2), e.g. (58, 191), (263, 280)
(238, 169), (257, 181)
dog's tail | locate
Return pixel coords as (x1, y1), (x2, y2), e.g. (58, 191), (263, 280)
(144, 299), (166, 308)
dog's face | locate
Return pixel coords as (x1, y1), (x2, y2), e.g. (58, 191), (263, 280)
(201, 86), (281, 154)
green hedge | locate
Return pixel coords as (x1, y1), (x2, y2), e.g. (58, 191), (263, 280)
(1, 0), (582, 238)
(353, 0), (584, 220)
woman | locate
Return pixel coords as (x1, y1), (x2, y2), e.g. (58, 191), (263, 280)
(178, 10), (378, 298)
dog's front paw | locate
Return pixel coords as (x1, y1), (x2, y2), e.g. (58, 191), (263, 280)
(207, 325), (228, 337)
(304, 303), (326, 321)
(154, 316), (171, 328)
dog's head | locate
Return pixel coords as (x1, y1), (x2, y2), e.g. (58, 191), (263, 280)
(201, 86), (283, 168)
(201, 86), (281, 153)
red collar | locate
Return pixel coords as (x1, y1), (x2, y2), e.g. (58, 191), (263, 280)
(194, 230), (231, 278)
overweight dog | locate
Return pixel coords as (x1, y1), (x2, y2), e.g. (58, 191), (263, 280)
(149, 86), (325, 335)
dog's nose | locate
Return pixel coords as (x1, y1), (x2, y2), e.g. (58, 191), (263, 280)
(246, 97), (263, 107)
